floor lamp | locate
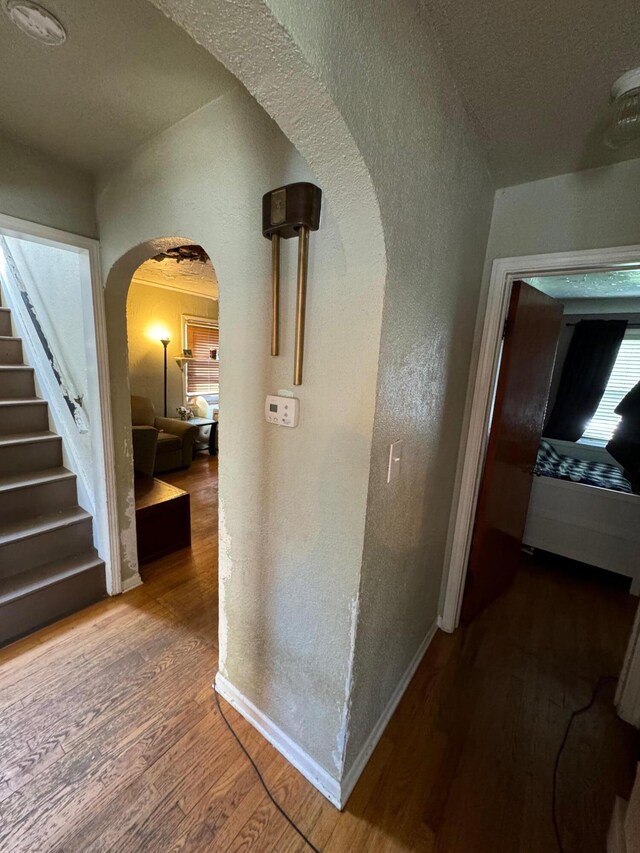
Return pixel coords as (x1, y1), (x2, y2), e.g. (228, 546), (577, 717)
(160, 337), (170, 416)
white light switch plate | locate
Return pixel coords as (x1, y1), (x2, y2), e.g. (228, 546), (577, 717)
(265, 394), (299, 427)
(387, 439), (402, 483)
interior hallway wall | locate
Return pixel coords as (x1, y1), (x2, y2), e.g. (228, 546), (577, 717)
(442, 157), (640, 616)
(264, 0), (495, 774)
(96, 82), (385, 783)
(145, 0), (495, 791)
(0, 131), (96, 237)
(126, 280), (217, 417)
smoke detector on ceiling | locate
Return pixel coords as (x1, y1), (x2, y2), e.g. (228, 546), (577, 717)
(2, 0), (66, 45)
(605, 68), (640, 149)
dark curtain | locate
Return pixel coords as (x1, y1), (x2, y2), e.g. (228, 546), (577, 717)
(544, 319), (627, 441)
(607, 380), (640, 493)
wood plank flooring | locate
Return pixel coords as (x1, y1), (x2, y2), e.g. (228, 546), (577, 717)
(1, 453), (638, 851)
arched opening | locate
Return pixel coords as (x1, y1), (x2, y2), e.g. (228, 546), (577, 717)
(124, 243), (219, 624)
(104, 237), (222, 591)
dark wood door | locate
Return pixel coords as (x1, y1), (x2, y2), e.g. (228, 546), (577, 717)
(461, 281), (563, 622)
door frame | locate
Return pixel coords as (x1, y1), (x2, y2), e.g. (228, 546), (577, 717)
(440, 243), (640, 726)
(0, 212), (121, 595)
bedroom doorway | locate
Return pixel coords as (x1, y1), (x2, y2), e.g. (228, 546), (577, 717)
(442, 245), (640, 727)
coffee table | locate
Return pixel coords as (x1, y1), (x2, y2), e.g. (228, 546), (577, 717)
(134, 475), (191, 564)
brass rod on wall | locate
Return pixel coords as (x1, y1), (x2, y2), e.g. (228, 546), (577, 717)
(294, 226), (309, 386)
(271, 233), (281, 356)
(262, 182), (321, 385)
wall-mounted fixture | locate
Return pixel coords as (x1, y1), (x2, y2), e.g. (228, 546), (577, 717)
(2, 0), (66, 45)
(262, 182), (322, 385)
(605, 68), (640, 149)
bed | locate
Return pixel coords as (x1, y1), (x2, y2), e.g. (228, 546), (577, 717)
(523, 439), (640, 594)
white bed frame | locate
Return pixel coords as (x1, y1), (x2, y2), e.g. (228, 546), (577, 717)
(523, 475), (640, 595)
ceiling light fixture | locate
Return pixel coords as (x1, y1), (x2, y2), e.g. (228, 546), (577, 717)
(605, 68), (640, 149)
(2, 0), (66, 45)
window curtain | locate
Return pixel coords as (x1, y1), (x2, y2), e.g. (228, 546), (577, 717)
(607, 379), (640, 492)
(544, 319), (628, 441)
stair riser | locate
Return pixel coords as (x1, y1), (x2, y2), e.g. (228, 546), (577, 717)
(0, 339), (22, 365)
(0, 369), (35, 399)
(0, 518), (93, 579)
(0, 312), (11, 336)
(0, 478), (77, 524)
(0, 438), (62, 476)
(0, 403), (49, 434)
(0, 561), (106, 647)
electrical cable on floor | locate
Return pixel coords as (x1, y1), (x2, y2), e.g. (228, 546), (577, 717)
(213, 688), (322, 853)
(552, 675), (618, 853)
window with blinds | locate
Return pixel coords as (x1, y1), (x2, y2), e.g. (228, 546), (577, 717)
(582, 329), (640, 442)
(185, 320), (219, 395)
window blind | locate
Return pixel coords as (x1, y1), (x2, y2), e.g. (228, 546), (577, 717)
(185, 322), (219, 395)
(583, 329), (640, 442)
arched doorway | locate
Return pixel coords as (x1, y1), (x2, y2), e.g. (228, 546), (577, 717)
(123, 243), (219, 636)
(103, 238), (222, 590)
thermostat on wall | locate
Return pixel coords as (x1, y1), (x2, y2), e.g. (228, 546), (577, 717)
(265, 394), (299, 427)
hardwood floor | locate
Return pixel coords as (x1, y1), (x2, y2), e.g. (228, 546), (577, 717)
(0, 454), (638, 852)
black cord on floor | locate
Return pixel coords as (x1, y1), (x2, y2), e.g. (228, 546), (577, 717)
(213, 689), (322, 853)
(552, 675), (618, 853)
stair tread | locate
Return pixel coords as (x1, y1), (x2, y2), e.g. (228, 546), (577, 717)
(0, 506), (91, 544)
(0, 552), (104, 605)
(0, 466), (75, 492)
(0, 431), (58, 446)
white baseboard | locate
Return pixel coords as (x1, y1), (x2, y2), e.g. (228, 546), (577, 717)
(214, 672), (342, 808)
(215, 620), (438, 811)
(121, 573), (143, 593)
(339, 620), (439, 806)
(437, 614), (455, 633)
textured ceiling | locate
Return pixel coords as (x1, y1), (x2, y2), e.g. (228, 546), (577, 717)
(421, 0), (640, 185)
(133, 257), (218, 300)
(527, 270), (640, 299)
(0, 0), (234, 173)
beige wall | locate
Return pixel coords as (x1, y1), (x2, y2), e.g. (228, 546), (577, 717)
(103, 0), (495, 796)
(126, 279), (217, 417)
(266, 0), (495, 775)
(0, 131), (96, 237)
(96, 83), (384, 782)
(441, 156), (640, 617)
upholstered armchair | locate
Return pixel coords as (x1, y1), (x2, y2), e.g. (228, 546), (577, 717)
(131, 395), (198, 474)
(131, 425), (158, 476)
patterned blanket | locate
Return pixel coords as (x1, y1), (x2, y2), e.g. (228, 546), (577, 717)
(535, 439), (632, 494)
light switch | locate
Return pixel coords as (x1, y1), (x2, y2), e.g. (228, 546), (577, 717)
(387, 439), (403, 483)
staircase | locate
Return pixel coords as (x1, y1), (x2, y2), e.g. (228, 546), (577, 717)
(0, 302), (105, 646)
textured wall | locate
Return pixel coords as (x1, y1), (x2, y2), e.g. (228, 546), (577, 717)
(442, 157), (640, 617)
(0, 132), (96, 237)
(126, 280), (217, 417)
(145, 0), (494, 788)
(264, 0), (495, 775)
(488, 159), (640, 259)
(478, 159), (640, 435)
(96, 84), (384, 779)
